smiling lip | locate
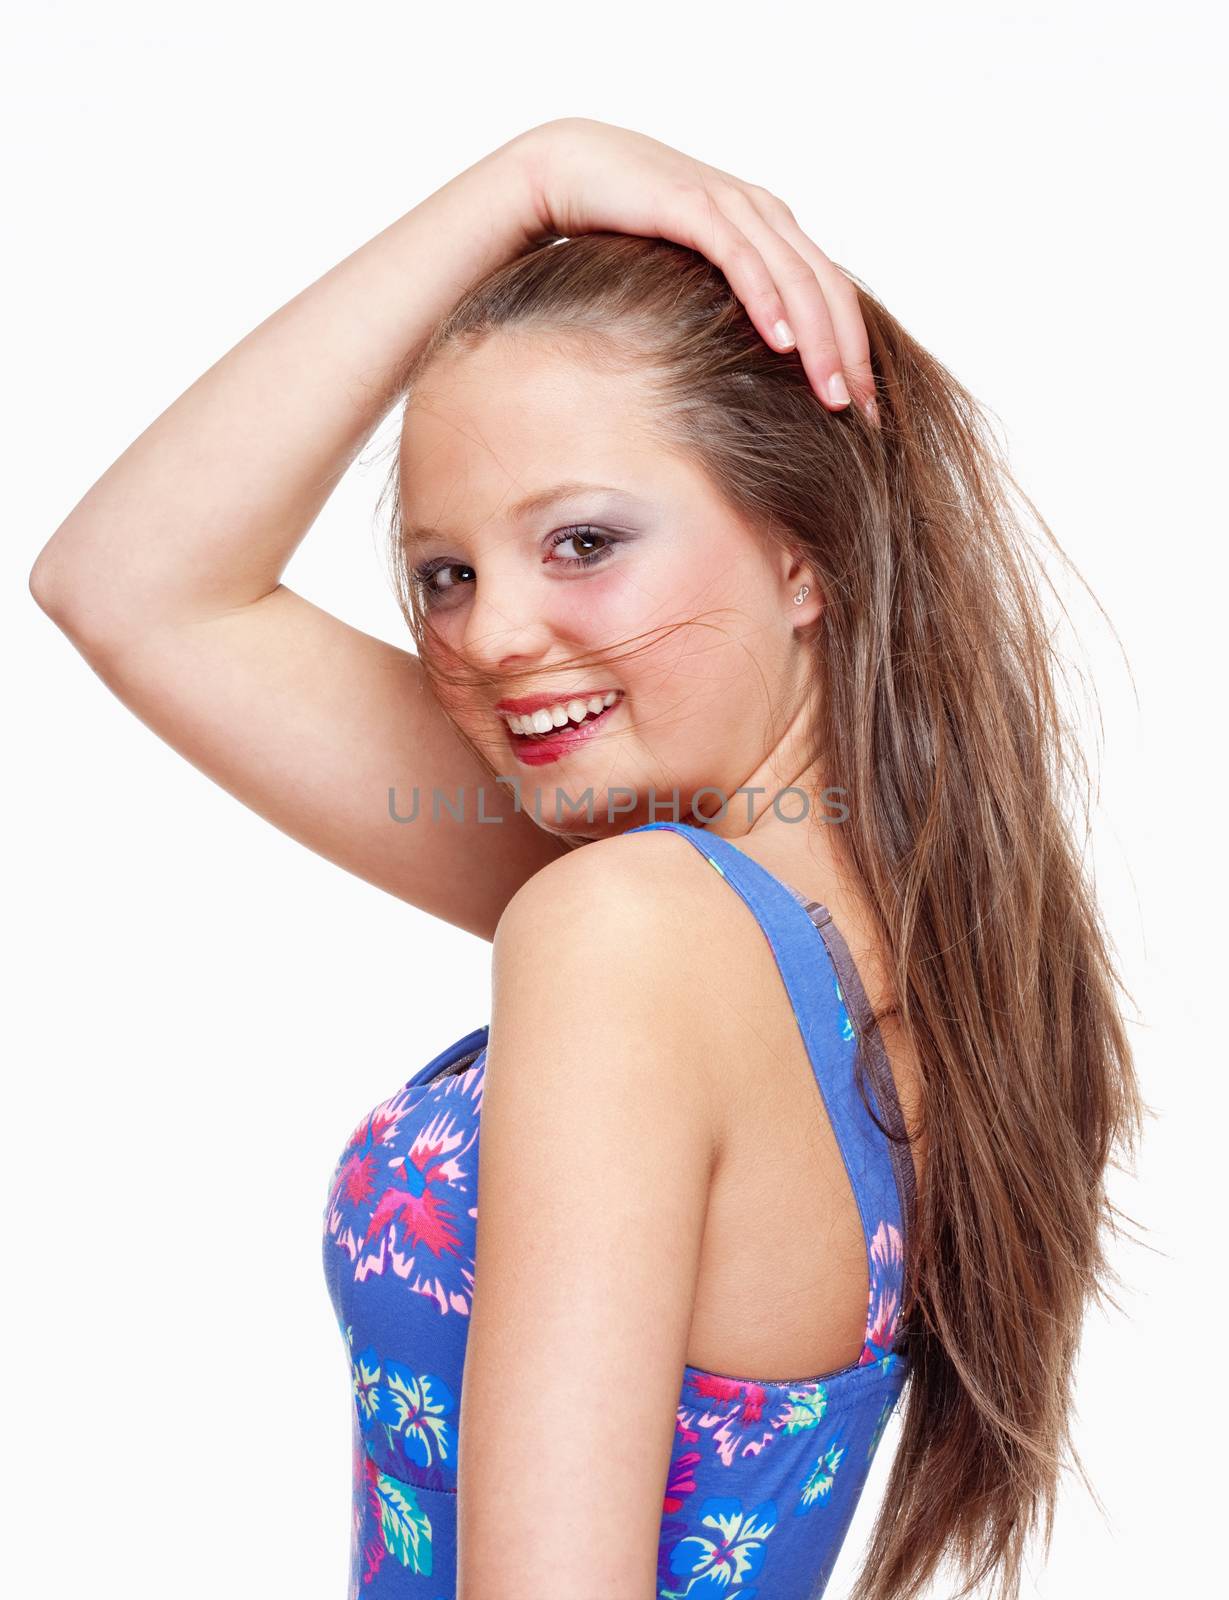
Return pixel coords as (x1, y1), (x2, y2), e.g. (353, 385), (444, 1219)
(495, 688), (619, 716)
(503, 697), (621, 766)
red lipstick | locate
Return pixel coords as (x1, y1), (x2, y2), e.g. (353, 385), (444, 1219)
(495, 688), (619, 715)
(501, 692), (623, 767)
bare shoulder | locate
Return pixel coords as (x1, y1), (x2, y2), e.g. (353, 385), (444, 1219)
(494, 825), (711, 935)
(490, 827), (733, 1098)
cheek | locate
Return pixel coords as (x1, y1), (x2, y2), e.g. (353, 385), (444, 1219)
(548, 569), (686, 667)
(551, 571), (637, 633)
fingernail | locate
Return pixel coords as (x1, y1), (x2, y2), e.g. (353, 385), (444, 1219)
(827, 371), (851, 408)
(772, 319), (796, 350)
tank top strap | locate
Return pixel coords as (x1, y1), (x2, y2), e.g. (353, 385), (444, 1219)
(405, 1024), (489, 1089)
(626, 819), (913, 1365)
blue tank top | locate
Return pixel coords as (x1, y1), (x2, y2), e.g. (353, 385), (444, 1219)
(321, 819), (917, 1598)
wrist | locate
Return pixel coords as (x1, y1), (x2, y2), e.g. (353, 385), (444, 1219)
(451, 124), (556, 258)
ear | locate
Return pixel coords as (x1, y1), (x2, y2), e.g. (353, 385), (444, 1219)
(780, 549), (823, 630)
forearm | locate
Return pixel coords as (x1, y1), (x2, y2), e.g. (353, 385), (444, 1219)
(30, 128), (545, 635)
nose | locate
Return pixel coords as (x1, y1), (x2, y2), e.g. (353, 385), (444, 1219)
(459, 570), (559, 678)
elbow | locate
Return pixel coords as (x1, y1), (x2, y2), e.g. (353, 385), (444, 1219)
(28, 539), (113, 655)
(29, 541), (72, 622)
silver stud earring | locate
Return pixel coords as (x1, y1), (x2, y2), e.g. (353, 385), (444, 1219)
(793, 584), (810, 606)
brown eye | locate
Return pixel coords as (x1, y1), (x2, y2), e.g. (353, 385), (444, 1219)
(548, 526), (616, 568)
(411, 561), (475, 605)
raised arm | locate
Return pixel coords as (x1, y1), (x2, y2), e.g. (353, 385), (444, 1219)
(28, 124), (569, 942)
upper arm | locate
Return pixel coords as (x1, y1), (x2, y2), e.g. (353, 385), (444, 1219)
(457, 843), (721, 1597)
(31, 582), (570, 939)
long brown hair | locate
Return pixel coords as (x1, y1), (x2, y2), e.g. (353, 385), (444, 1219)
(381, 231), (1148, 1600)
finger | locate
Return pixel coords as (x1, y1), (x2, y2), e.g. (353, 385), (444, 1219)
(779, 239), (876, 422)
(715, 185), (857, 413)
(736, 186), (879, 424)
(654, 181), (803, 369)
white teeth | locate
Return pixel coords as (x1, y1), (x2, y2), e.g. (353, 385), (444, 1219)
(506, 690), (620, 736)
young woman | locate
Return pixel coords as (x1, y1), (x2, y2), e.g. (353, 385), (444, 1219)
(29, 118), (1143, 1600)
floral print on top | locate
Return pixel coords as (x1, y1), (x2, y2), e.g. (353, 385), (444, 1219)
(322, 820), (913, 1598)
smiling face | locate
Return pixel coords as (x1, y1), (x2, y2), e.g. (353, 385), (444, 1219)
(398, 331), (824, 840)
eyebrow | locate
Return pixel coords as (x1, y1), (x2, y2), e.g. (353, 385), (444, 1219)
(404, 481), (635, 548)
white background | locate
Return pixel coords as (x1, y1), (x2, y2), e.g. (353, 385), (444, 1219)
(5, 2), (1224, 1594)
